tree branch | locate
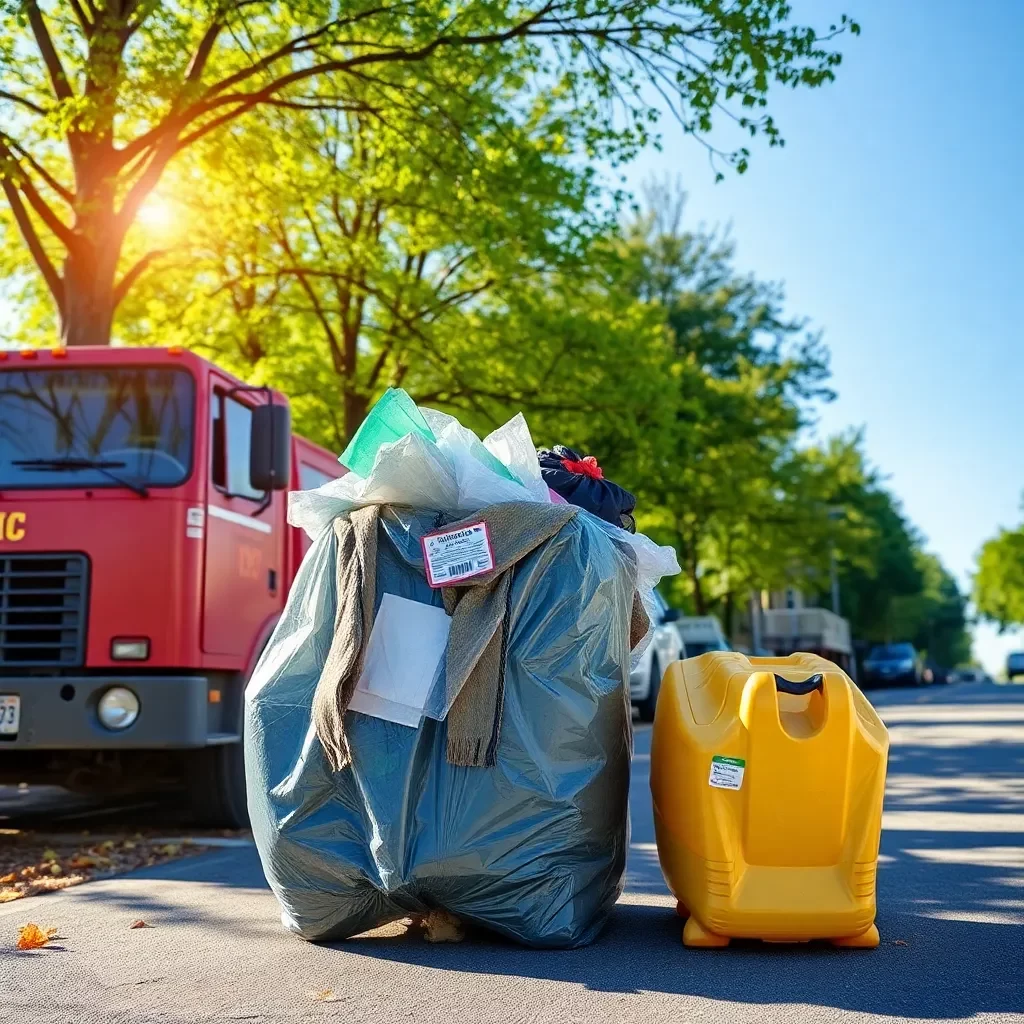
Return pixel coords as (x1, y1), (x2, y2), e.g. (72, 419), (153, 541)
(25, 2), (75, 102)
(0, 179), (64, 314)
(185, 17), (225, 86)
(0, 90), (49, 117)
(112, 249), (166, 307)
(115, 136), (179, 235)
(0, 138), (75, 246)
(1, 135), (74, 203)
(276, 225), (345, 374)
(67, 0), (94, 37)
(203, 5), (416, 100)
(115, 2), (556, 166)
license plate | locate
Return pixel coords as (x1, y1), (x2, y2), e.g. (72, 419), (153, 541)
(0, 695), (20, 736)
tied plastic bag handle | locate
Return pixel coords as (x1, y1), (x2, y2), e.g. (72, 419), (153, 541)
(773, 673), (824, 696)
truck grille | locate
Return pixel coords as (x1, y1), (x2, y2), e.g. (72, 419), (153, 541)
(0, 553), (89, 669)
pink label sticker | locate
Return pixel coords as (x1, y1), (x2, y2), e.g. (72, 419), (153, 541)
(421, 522), (495, 588)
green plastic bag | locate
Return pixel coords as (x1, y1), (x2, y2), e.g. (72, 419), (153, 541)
(340, 388), (518, 484)
(339, 389), (436, 478)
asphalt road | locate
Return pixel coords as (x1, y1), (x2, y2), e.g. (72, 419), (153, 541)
(2, 680), (1022, 1024)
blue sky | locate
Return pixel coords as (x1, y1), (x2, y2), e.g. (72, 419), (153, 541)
(618, 0), (1024, 672)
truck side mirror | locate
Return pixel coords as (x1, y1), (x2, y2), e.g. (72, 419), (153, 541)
(250, 403), (291, 492)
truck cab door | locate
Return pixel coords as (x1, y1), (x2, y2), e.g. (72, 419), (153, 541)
(202, 384), (284, 657)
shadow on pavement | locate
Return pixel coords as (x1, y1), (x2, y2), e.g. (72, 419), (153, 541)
(6, 683), (1018, 1021)
(329, 685), (1024, 1019)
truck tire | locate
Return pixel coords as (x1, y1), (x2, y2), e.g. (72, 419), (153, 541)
(637, 657), (661, 723)
(186, 741), (249, 829)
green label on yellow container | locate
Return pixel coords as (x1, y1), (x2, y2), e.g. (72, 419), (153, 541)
(709, 755), (746, 790)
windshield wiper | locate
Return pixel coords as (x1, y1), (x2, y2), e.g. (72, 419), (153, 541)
(14, 457), (127, 469)
(11, 457), (149, 498)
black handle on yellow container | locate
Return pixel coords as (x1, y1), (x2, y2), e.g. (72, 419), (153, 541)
(773, 672), (824, 696)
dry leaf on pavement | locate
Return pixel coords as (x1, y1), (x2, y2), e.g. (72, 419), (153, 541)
(311, 990), (347, 1003)
(129, 920), (150, 929)
(2, 832), (218, 905)
(16, 924), (58, 950)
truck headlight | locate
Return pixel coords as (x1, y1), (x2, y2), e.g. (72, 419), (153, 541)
(97, 687), (140, 730)
(111, 638), (149, 661)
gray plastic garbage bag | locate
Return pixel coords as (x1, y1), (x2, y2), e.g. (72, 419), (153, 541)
(245, 506), (635, 948)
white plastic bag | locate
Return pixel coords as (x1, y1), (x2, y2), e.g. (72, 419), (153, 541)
(289, 412), (550, 539)
(286, 397), (680, 665)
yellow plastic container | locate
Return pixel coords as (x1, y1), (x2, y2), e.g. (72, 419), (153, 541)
(650, 652), (888, 948)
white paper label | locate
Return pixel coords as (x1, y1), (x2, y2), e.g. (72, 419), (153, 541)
(422, 522), (494, 587)
(186, 507), (205, 527)
(349, 594), (451, 727)
(709, 755), (745, 790)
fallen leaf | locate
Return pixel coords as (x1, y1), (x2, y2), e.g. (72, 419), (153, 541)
(41, 849), (58, 862)
(122, 841), (136, 851)
(68, 855), (97, 869)
(100, 840), (116, 852)
(19, 866), (36, 879)
(16, 924), (57, 950)
(311, 990), (346, 1003)
(0, 873), (16, 884)
(129, 920), (149, 929)
(0, 892), (23, 903)
(49, 864), (62, 877)
(156, 844), (182, 857)
(893, 939), (909, 946)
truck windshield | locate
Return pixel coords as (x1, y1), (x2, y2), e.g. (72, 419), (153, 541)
(0, 367), (194, 490)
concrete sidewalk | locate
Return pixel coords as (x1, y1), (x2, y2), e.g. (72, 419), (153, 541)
(2, 682), (1023, 1024)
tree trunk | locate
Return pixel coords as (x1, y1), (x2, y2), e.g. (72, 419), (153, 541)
(60, 244), (118, 346)
(690, 560), (706, 615)
(343, 388), (368, 445)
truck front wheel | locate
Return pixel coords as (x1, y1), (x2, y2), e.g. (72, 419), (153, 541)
(185, 741), (248, 829)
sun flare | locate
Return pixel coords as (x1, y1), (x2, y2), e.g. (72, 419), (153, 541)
(136, 195), (176, 233)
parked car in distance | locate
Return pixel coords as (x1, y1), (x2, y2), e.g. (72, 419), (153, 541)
(674, 615), (731, 657)
(862, 642), (924, 688)
(948, 667), (990, 685)
(1007, 652), (1024, 681)
(631, 592), (684, 722)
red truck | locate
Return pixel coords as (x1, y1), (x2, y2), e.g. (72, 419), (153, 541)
(0, 345), (341, 825)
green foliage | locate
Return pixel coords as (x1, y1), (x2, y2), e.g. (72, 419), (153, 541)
(899, 551), (971, 667)
(803, 433), (970, 664)
(613, 186), (838, 630)
(112, 60), (667, 450)
(974, 506), (1024, 631)
(0, 0), (856, 345)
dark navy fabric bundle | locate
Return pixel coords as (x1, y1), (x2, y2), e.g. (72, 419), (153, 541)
(537, 445), (636, 532)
